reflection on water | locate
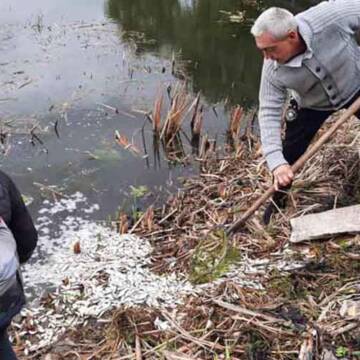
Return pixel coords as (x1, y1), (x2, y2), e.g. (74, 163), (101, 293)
(106, 0), (261, 107)
(0, 0), (321, 221)
(106, 0), (320, 106)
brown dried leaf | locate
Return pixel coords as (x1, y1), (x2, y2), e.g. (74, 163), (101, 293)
(229, 105), (243, 140)
(153, 94), (163, 133)
(73, 241), (81, 254)
(142, 206), (154, 231)
(119, 212), (128, 234)
(218, 183), (227, 199)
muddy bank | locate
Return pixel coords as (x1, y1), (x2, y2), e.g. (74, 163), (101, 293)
(11, 115), (360, 359)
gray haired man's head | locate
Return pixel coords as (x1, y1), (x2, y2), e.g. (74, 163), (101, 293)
(251, 7), (297, 40)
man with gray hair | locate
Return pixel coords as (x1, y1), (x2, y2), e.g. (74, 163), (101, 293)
(251, 1), (360, 224)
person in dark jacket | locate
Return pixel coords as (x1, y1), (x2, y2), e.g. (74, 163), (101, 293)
(0, 170), (37, 359)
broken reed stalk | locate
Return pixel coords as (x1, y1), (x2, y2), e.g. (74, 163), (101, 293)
(152, 93), (163, 134)
(115, 130), (141, 155)
(171, 51), (176, 75)
(198, 134), (208, 159)
(142, 206), (154, 232)
(150, 85), (203, 157)
(228, 105), (243, 142)
(227, 95), (360, 235)
(190, 92), (201, 134)
(161, 83), (189, 143)
(118, 212), (128, 234)
(191, 105), (203, 137)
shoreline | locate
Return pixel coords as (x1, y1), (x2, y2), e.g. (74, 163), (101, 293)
(14, 115), (360, 359)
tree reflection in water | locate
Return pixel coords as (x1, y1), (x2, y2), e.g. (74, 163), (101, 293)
(106, 0), (320, 107)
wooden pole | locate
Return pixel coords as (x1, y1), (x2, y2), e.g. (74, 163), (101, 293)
(226, 96), (360, 235)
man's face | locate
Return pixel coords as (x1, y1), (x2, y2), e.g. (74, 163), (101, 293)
(255, 31), (299, 64)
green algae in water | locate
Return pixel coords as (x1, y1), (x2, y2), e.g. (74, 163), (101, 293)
(130, 185), (149, 199)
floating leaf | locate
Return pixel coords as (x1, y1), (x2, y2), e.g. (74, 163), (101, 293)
(115, 130), (141, 155)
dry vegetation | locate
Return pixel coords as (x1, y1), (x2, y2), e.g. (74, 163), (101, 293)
(15, 107), (360, 360)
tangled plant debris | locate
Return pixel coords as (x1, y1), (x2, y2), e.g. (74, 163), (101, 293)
(12, 116), (360, 359)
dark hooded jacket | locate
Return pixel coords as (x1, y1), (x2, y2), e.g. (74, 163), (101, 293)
(0, 170), (37, 328)
(0, 170), (37, 264)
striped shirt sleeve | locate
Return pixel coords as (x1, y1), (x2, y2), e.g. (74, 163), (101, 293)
(258, 0), (360, 172)
(258, 61), (287, 172)
(323, 0), (360, 33)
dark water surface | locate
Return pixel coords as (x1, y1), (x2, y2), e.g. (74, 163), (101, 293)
(0, 0), (317, 220)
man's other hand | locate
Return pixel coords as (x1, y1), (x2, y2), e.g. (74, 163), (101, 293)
(273, 164), (294, 190)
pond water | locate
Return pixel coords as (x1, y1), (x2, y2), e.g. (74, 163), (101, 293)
(0, 0), (318, 221)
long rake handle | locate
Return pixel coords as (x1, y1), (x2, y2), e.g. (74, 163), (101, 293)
(226, 96), (360, 235)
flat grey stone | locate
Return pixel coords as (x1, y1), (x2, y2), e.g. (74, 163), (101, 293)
(163, 351), (196, 360)
(339, 300), (360, 318)
(321, 349), (338, 360)
(290, 205), (360, 243)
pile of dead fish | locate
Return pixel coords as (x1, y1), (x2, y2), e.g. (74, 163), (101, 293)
(17, 195), (194, 354)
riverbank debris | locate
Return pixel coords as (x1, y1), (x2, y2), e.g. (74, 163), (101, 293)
(13, 115), (360, 359)
(16, 207), (194, 355)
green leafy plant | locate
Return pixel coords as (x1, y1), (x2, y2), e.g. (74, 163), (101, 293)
(189, 229), (241, 284)
(336, 346), (349, 358)
(130, 185), (148, 199)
